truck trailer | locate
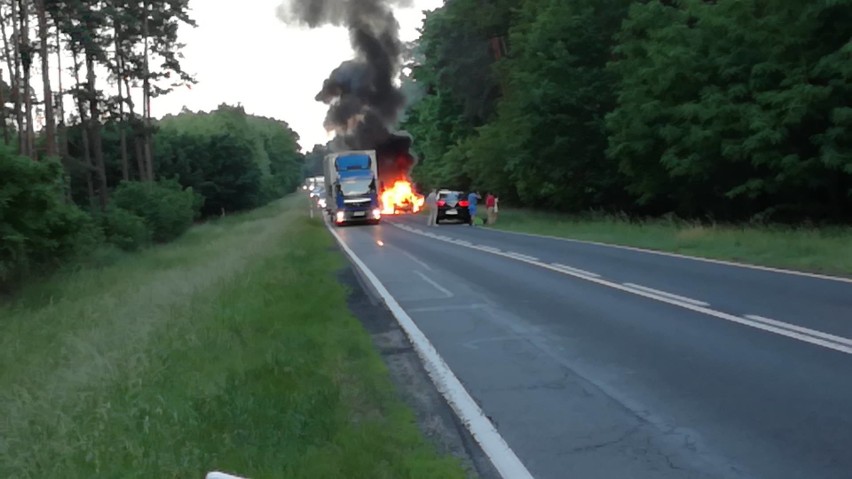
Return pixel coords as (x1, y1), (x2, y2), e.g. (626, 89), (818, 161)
(323, 150), (382, 226)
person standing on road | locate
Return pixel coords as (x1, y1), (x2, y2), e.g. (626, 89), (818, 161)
(467, 190), (481, 226)
(485, 192), (497, 225)
(426, 188), (438, 226)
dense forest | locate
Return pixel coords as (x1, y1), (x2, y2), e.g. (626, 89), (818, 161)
(402, 0), (851, 223)
(0, 0), (303, 289)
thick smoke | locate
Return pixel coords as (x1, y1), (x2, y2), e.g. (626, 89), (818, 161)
(277, 0), (414, 155)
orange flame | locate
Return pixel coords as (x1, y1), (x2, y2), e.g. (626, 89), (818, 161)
(381, 180), (424, 215)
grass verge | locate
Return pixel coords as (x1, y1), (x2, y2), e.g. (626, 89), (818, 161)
(485, 209), (852, 276)
(0, 196), (466, 478)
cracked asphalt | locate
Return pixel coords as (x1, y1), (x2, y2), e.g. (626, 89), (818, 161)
(332, 215), (852, 479)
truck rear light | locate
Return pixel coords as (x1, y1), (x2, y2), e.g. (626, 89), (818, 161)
(335, 211), (345, 223)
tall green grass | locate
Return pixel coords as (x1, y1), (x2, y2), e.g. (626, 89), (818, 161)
(490, 209), (852, 275)
(0, 196), (465, 478)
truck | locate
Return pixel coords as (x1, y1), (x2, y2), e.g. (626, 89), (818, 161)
(323, 150), (382, 226)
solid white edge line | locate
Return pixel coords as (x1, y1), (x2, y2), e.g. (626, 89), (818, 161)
(744, 315), (852, 347)
(413, 270), (454, 298)
(397, 225), (852, 357)
(622, 283), (709, 307)
(550, 263), (601, 278)
(326, 224), (536, 479)
(490, 228), (852, 284)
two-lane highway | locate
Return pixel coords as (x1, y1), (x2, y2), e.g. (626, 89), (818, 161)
(331, 215), (852, 479)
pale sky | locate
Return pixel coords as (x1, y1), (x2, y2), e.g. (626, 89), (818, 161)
(152, 0), (444, 151)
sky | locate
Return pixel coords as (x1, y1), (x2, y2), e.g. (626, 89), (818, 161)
(151, 0), (444, 151)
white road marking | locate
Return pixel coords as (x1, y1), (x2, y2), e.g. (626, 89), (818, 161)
(455, 240), (473, 246)
(476, 245), (502, 253)
(744, 315), (852, 348)
(550, 263), (601, 278)
(506, 252), (539, 262)
(326, 224), (535, 479)
(414, 270), (454, 298)
(395, 225), (852, 357)
(491, 228), (852, 284)
(401, 250), (432, 271)
(407, 304), (488, 313)
(207, 473), (246, 479)
(622, 283), (709, 307)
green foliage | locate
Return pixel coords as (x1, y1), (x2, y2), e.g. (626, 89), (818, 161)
(100, 206), (151, 252)
(0, 149), (94, 289)
(302, 144), (330, 178)
(0, 198), (467, 478)
(405, 0), (852, 222)
(606, 0), (852, 220)
(111, 180), (198, 243)
(157, 105), (305, 213)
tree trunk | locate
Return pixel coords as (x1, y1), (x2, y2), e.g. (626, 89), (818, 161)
(114, 20), (128, 180)
(142, 0), (153, 180)
(124, 74), (146, 181)
(85, 50), (107, 209)
(7, 0), (23, 154)
(18, 0), (34, 159)
(55, 23), (70, 202)
(55, 26), (66, 157)
(0, 67), (8, 145)
(72, 47), (95, 209)
(35, 0), (55, 157)
(134, 133), (144, 181)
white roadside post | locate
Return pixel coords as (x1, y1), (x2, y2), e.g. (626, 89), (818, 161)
(206, 472), (247, 479)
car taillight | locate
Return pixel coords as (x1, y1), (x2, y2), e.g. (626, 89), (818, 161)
(437, 200), (446, 207)
(459, 200), (469, 207)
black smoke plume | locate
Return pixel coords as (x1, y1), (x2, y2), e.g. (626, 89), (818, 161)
(277, 0), (415, 163)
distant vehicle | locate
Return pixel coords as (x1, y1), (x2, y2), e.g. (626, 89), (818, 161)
(313, 188), (326, 208)
(304, 176), (324, 193)
(323, 150), (382, 226)
(436, 189), (470, 224)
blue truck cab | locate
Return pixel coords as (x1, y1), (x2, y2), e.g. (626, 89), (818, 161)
(323, 150), (382, 225)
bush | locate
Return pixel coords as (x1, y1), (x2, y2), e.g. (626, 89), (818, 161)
(0, 150), (95, 289)
(111, 179), (199, 243)
(100, 206), (151, 251)
(155, 130), (266, 217)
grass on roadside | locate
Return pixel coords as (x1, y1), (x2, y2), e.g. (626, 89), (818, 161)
(0, 196), (466, 479)
(485, 209), (852, 276)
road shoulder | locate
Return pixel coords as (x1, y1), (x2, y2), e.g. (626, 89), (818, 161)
(338, 263), (501, 479)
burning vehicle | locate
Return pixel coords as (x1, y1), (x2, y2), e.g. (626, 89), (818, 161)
(277, 0), (425, 221)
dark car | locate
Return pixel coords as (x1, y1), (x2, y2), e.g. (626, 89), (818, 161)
(436, 189), (470, 224)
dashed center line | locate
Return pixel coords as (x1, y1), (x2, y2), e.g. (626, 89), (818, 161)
(505, 252), (539, 262)
(551, 263), (600, 278)
(622, 283), (708, 307)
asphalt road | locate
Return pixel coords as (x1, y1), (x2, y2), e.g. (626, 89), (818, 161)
(331, 214), (852, 479)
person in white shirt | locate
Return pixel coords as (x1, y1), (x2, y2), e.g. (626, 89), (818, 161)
(425, 188), (438, 226)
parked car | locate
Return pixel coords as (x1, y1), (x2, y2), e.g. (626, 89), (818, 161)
(436, 189), (470, 224)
